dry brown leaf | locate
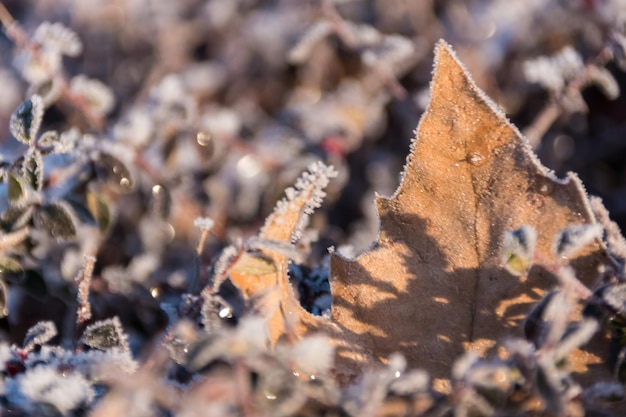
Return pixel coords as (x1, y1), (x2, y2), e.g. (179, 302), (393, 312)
(327, 41), (612, 390)
(228, 161), (336, 343)
(227, 41), (615, 395)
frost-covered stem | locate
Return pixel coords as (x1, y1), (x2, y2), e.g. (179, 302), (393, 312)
(75, 254), (96, 326)
(0, 4), (104, 130)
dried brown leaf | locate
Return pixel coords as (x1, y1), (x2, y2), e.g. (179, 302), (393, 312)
(327, 41), (611, 391)
(228, 41), (614, 396)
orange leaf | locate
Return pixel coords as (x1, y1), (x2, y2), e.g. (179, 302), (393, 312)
(327, 41), (611, 391)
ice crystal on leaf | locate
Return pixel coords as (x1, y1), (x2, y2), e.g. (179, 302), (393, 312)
(262, 161), (338, 243)
(80, 316), (130, 351)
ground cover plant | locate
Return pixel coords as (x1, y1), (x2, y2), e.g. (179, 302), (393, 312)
(2, 0), (626, 416)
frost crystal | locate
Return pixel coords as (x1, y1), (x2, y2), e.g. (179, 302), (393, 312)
(7, 367), (94, 415)
(33, 22), (83, 56)
(24, 344), (137, 380)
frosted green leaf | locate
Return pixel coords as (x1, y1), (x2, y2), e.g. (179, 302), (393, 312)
(33, 203), (77, 239)
(22, 151), (44, 191)
(502, 225), (537, 276)
(9, 96), (44, 144)
(80, 316), (129, 351)
(7, 173), (27, 206)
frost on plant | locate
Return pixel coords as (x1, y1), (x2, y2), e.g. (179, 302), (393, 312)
(23, 321), (57, 352)
(33, 22), (83, 57)
(6, 367), (94, 416)
(79, 317), (130, 351)
(261, 161), (338, 243)
(2, 2), (626, 416)
(9, 95), (44, 144)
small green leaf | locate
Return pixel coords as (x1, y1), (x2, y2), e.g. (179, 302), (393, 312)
(95, 152), (133, 193)
(33, 203), (77, 239)
(7, 173), (27, 205)
(501, 225), (537, 276)
(10, 95), (44, 144)
(86, 192), (111, 232)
